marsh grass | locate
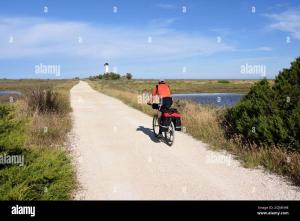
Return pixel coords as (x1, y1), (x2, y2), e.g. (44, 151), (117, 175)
(88, 78), (263, 94)
(27, 87), (66, 114)
(26, 112), (72, 148)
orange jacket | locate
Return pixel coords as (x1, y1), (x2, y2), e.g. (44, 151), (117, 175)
(152, 83), (171, 98)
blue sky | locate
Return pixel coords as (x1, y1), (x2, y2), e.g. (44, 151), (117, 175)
(0, 0), (299, 79)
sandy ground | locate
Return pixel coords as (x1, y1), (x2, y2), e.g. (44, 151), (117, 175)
(70, 81), (300, 200)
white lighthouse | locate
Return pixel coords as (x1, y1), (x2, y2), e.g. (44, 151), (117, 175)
(104, 63), (109, 73)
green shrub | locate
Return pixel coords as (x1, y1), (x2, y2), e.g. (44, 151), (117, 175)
(0, 148), (75, 200)
(218, 80), (230, 83)
(0, 104), (76, 200)
(224, 57), (300, 150)
(0, 104), (24, 152)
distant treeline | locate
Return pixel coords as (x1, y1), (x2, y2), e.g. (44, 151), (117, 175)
(89, 72), (132, 80)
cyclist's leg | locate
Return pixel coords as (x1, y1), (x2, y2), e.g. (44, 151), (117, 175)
(158, 97), (173, 135)
(157, 110), (162, 135)
(164, 97), (173, 109)
(157, 97), (163, 135)
(158, 98), (169, 135)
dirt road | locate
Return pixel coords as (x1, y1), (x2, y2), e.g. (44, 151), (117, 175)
(70, 81), (300, 200)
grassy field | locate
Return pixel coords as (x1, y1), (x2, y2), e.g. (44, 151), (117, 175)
(87, 79), (272, 94)
(0, 79), (75, 103)
(0, 79), (78, 200)
(88, 79), (300, 186)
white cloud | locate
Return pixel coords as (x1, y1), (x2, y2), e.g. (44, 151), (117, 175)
(233, 47), (272, 52)
(148, 18), (177, 28)
(265, 8), (300, 40)
(0, 16), (234, 61)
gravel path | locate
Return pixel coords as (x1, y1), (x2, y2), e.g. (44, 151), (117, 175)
(71, 81), (300, 200)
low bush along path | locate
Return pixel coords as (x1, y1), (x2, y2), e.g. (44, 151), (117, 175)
(70, 81), (300, 200)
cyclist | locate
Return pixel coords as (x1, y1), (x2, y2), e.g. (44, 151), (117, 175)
(148, 79), (173, 137)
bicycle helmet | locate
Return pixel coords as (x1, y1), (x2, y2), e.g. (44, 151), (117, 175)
(158, 79), (165, 84)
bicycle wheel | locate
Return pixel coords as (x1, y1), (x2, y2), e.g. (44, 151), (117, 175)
(152, 114), (160, 137)
(164, 121), (175, 146)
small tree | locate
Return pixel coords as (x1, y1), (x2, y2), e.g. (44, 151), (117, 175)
(125, 73), (132, 80)
(110, 72), (120, 80)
